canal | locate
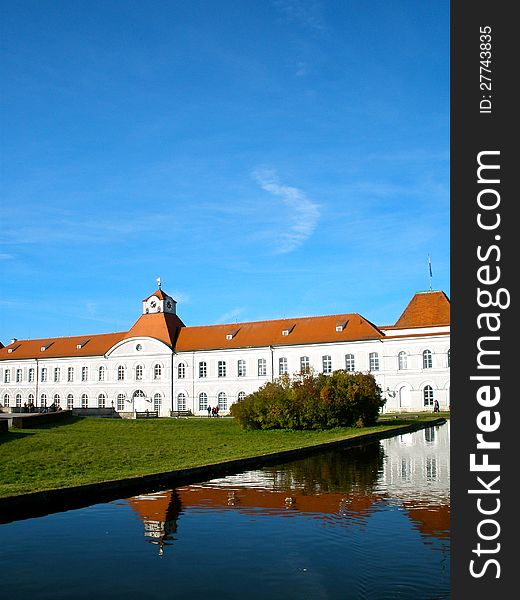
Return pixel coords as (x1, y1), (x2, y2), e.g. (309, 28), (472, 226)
(0, 422), (450, 599)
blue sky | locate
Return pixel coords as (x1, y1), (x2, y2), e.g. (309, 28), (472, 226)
(0, 0), (449, 342)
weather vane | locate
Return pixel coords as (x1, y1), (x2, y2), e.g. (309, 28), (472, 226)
(156, 276), (161, 289)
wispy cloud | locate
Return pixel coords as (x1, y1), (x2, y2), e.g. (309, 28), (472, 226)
(253, 169), (320, 254)
(215, 307), (245, 324)
(272, 0), (326, 34)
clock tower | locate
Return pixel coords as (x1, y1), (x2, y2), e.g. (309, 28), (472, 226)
(142, 288), (177, 315)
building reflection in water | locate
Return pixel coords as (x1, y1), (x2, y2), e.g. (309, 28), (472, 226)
(127, 490), (182, 556)
(125, 422), (450, 556)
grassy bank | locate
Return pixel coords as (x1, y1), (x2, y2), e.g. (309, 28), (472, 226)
(0, 414), (447, 498)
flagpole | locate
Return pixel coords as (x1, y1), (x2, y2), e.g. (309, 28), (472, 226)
(428, 255), (432, 291)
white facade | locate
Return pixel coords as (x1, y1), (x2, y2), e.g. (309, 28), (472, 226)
(0, 289), (450, 416)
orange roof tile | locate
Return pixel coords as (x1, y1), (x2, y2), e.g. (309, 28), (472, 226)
(393, 291), (450, 328)
(124, 312), (185, 347)
(0, 331), (127, 360)
(175, 313), (383, 352)
(142, 289), (171, 302)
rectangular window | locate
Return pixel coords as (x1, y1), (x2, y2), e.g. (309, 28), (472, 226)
(28, 368), (35, 383)
(218, 361), (226, 377)
(279, 357), (288, 376)
(258, 358), (267, 377)
(237, 360), (246, 377)
(322, 355), (332, 374)
(300, 356), (310, 374)
(199, 362), (207, 378)
(345, 354), (355, 372)
(16, 369), (23, 383)
(54, 367), (60, 382)
(369, 352), (380, 372)
(67, 367), (74, 382)
(41, 368), (47, 382)
(81, 367), (88, 382)
(4, 369), (11, 383)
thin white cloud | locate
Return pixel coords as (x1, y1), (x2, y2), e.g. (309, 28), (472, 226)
(215, 307), (245, 324)
(272, 0), (326, 34)
(253, 169), (320, 254)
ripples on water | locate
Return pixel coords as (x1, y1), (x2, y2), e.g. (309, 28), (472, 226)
(0, 423), (450, 599)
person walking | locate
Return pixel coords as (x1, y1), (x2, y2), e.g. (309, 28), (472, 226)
(207, 405), (212, 418)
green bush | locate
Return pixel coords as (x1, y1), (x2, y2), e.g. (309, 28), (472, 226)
(230, 370), (385, 430)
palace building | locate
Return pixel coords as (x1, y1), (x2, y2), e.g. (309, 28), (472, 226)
(0, 287), (450, 416)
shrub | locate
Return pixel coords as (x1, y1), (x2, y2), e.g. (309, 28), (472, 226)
(230, 370), (385, 430)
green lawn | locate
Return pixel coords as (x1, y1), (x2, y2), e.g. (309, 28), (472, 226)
(0, 414), (446, 498)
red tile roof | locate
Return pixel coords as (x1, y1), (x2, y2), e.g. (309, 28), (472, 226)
(0, 291), (449, 360)
(0, 332), (127, 360)
(175, 313), (383, 352)
(392, 291), (450, 328)
(124, 312), (185, 347)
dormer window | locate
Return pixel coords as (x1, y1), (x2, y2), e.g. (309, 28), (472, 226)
(40, 342), (53, 352)
(226, 329), (239, 340)
(76, 339), (90, 350)
(282, 324), (295, 337)
(335, 320), (348, 332)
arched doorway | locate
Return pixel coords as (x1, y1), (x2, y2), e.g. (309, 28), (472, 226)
(399, 385), (411, 409)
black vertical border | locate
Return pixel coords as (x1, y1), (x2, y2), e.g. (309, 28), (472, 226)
(451, 1), (514, 597)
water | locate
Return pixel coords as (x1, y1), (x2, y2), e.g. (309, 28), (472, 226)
(0, 423), (450, 599)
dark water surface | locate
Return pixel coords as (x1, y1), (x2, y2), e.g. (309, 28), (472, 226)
(0, 423), (450, 599)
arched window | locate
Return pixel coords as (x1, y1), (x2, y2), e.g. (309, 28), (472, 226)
(345, 354), (355, 372)
(28, 393), (35, 405)
(15, 393), (22, 407)
(135, 365), (144, 381)
(3, 393), (10, 407)
(423, 385), (434, 407)
(154, 364), (162, 380)
(116, 393), (125, 411)
(300, 356), (310, 374)
(98, 366), (105, 381)
(198, 392), (208, 411)
(178, 363), (186, 379)
(153, 393), (162, 412)
(218, 392), (227, 411)
(40, 393), (47, 406)
(369, 352), (380, 372)
(199, 362), (207, 378)
(67, 394), (74, 409)
(237, 360), (246, 377)
(53, 394), (61, 407)
(447, 349), (451, 367)
(133, 390), (146, 401)
(322, 355), (332, 374)
(279, 357), (288, 375)
(398, 351), (407, 370)
(81, 394), (88, 408)
(177, 392), (187, 411)
(98, 394), (106, 408)
(423, 350), (433, 369)
(117, 365), (125, 381)
(237, 391), (246, 402)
